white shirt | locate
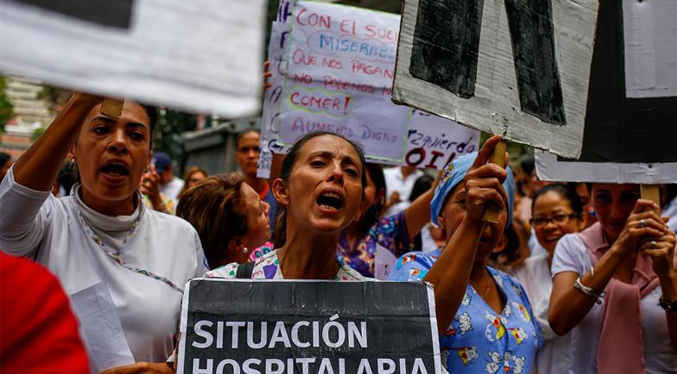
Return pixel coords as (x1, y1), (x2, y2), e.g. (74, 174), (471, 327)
(207, 249), (366, 281)
(0, 167), (207, 371)
(528, 228), (548, 257)
(383, 167), (424, 216)
(511, 254), (571, 374)
(551, 233), (677, 374)
(161, 177), (184, 202)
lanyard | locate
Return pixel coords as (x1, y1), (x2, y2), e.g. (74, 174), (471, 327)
(76, 193), (183, 293)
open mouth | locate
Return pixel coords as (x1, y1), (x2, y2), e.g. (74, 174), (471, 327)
(100, 163), (130, 177)
(316, 191), (344, 211)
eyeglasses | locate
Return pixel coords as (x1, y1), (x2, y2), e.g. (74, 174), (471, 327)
(529, 213), (580, 227)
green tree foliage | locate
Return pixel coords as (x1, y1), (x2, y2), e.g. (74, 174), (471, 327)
(153, 109), (197, 163)
(0, 77), (15, 133)
(31, 125), (47, 142)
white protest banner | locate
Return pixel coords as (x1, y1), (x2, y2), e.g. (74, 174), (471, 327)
(374, 244), (398, 280)
(535, 0), (677, 184)
(404, 110), (478, 169)
(258, 0), (479, 173)
(0, 0), (266, 118)
(536, 150), (677, 184)
(278, 1), (408, 161)
(258, 0), (296, 179)
(259, 21), (292, 179)
(623, 0), (677, 99)
(393, 0), (598, 159)
(177, 279), (442, 374)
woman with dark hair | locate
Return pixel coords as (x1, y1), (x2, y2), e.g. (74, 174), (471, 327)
(510, 183), (585, 374)
(334, 162), (437, 278)
(272, 158), (437, 278)
(177, 166), (207, 200)
(549, 183), (677, 374)
(389, 136), (543, 374)
(0, 94), (207, 373)
(176, 173), (270, 269)
(208, 130), (367, 280)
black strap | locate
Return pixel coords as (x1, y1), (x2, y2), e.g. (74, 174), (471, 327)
(235, 262), (255, 279)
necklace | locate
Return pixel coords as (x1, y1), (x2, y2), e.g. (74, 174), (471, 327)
(76, 192), (183, 293)
(472, 278), (492, 297)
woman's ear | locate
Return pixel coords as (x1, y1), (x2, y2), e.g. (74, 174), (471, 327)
(228, 237), (244, 254)
(437, 213), (446, 231)
(492, 235), (509, 254)
(272, 178), (289, 206)
(353, 199), (365, 223)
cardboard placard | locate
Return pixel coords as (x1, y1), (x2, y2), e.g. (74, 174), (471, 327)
(623, 0), (677, 99)
(258, 1), (479, 178)
(177, 279), (441, 374)
(392, 0), (599, 159)
(0, 0), (266, 118)
(536, 0), (677, 184)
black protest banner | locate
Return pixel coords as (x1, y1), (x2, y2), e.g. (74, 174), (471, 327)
(577, 0), (676, 165)
(536, 0), (677, 184)
(393, 0), (598, 159)
(177, 280), (441, 374)
(10, 0), (134, 29)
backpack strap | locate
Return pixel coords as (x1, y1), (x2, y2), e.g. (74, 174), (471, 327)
(235, 262), (255, 279)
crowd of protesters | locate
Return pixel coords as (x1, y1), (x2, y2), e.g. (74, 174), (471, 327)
(1, 54), (676, 374)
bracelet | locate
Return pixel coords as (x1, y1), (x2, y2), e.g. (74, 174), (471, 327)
(574, 277), (603, 304)
(659, 296), (677, 312)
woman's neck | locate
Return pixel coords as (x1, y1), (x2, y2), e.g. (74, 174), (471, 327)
(278, 227), (341, 280)
(469, 261), (491, 284)
(342, 222), (361, 247)
(80, 187), (137, 216)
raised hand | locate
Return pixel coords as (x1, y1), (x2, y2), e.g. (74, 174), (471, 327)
(463, 135), (508, 222)
(613, 200), (668, 255)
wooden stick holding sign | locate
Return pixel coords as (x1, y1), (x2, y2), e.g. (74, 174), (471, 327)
(100, 98), (124, 118)
(482, 139), (508, 223)
(641, 184), (661, 213)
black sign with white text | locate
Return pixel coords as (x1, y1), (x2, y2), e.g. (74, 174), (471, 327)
(177, 280), (441, 374)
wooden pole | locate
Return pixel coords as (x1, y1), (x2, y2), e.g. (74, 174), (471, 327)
(100, 98), (124, 118)
(641, 184), (661, 213)
(482, 139), (508, 223)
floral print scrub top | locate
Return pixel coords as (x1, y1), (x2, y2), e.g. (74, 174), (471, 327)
(337, 211), (415, 277)
(389, 250), (543, 374)
(207, 248), (365, 281)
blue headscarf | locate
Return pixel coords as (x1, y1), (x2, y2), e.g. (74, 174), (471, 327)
(430, 152), (515, 231)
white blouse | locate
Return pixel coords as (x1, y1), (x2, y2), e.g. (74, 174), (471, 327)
(0, 167), (208, 371)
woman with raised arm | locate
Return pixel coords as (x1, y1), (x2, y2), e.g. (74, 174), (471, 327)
(389, 136), (543, 374)
(334, 162), (439, 278)
(0, 94), (207, 374)
(549, 183), (677, 374)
